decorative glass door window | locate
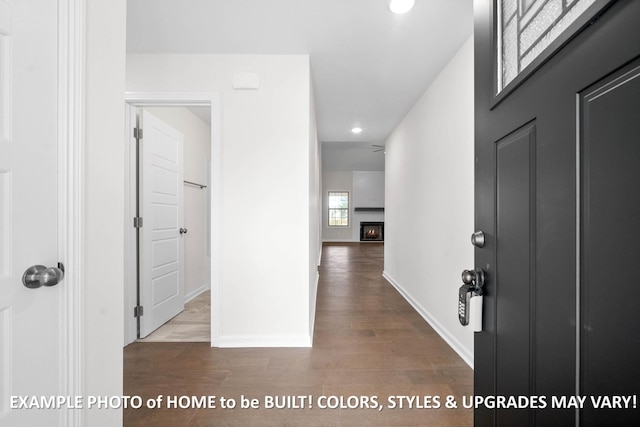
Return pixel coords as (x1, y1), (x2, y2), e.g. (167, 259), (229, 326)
(328, 191), (349, 227)
(497, 0), (610, 94)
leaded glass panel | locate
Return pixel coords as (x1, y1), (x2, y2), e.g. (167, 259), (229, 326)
(497, 0), (599, 94)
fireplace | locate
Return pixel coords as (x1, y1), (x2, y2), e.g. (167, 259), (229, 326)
(360, 222), (384, 242)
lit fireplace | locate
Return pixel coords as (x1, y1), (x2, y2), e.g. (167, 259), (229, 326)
(360, 222), (384, 241)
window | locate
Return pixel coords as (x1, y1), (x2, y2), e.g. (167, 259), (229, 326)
(496, 0), (609, 95)
(328, 191), (349, 227)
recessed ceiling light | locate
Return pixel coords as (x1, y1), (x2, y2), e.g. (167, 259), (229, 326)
(389, 0), (415, 14)
(351, 127), (363, 134)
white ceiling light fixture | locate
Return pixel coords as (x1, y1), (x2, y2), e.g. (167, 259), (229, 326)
(351, 127), (363, 134)
(389, 0), (415, 14)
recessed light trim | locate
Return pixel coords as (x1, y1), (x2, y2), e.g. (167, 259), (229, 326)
(389, 0), (415, 14)
(351, 127), (363, 134)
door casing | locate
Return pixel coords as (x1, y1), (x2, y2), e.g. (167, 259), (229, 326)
(123, 92), (222, 346)
(57, 0), (85, 422)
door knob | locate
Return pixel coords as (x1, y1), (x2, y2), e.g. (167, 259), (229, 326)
(179, 228), (188, 234)
(22, 264), (65, 289)
(461, 268), (485, 291)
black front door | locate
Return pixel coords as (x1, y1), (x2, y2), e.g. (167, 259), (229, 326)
(474, 1), (640, 426)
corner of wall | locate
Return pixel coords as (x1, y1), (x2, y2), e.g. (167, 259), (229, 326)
(85, 0), (127, 425)
(383, 271), (473, 368)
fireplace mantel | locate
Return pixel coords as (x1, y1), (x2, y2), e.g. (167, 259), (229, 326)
(354, 207), (384, 212)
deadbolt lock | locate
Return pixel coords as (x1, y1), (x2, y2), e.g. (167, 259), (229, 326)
(471, 231), (485, 248)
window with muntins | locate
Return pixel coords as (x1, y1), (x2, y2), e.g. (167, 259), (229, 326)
(328, 191), (349, 227)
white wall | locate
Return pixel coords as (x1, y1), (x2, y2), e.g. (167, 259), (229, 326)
(353, 171), (385, 208)
(322, 141), (385, 171)
(144, 107), (211, 301)
(127, 54), (320, 346)
(383, 36), (475, 366)
(85, 0), (126, 424)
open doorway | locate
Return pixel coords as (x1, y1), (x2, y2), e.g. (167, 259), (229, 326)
(123, 93), (222, 346)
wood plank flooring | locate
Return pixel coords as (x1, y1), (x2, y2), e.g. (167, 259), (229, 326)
(137, 291), (210, 342)
(123, 242), (473, 426)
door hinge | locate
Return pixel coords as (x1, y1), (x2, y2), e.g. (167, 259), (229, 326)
(133, 217), (143, 228)
(134, 305), (144, 318)
(133, 127), (143, 139)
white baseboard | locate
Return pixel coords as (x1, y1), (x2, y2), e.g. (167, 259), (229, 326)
(184, 283), (210, 304)
(382, 271), (474, 369)
(217, 334), (312, 348)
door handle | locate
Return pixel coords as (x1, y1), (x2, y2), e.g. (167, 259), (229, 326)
(459, 268), (485, 329)
(22, 263), (65, 289)
(179, 228), (188, 234)
(461, 268), (485, 293)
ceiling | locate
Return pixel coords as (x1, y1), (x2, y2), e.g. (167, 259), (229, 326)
(127, 0), (473, 146)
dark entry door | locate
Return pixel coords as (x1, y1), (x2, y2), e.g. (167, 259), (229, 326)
(474, 1), (640, 426)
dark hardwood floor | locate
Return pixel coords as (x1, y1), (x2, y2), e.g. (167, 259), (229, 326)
(124, 243), (473, 426)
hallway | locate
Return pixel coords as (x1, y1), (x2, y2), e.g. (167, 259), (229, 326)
(123, 243), (473, 426)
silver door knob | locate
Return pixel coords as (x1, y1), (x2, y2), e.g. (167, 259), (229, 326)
(22, 264), (65, 289)
(461, 268), (485, 290)
(179, 228), (188, 234)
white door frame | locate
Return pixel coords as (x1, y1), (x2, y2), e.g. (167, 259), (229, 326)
(123, 92), (222, 346)
(58, 0), (85, 425)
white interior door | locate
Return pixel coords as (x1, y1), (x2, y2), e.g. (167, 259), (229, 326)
(139, 109), (185, 338)
(0, 0), (63, 425)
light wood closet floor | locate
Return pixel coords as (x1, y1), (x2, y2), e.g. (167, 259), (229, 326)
(137, 291), (210, 343)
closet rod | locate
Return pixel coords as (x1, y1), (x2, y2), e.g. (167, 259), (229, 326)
(184, 180), (207, 189)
